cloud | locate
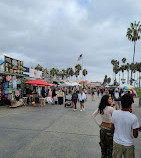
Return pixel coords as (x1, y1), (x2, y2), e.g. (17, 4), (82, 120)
(0, 0), (141, 83)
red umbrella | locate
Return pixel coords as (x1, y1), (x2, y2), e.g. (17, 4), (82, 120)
(24, 79), (54, 86)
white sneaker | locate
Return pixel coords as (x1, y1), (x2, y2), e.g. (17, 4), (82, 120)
(80, 109), (82, 112)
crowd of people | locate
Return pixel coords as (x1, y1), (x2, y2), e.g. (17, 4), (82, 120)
(23, 85), (141, 157)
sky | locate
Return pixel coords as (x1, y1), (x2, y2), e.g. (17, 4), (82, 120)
(0, 0), (141, 82)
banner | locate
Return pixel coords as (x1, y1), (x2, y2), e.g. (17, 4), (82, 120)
(0, 60), (4, 72)
(23, 66), (30, 77)
(29, 69), (42, 79)
(4, 56), (23, 74)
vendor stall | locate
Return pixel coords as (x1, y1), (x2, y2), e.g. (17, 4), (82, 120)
(24, 79), (55, 106)
(0, 56), (24, 107)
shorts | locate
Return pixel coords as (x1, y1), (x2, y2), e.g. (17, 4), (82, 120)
(80, 100), (84, 103)
(112, 141), (135, 158)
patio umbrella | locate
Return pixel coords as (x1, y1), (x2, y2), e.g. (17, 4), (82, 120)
(24, 79), (54, 87)
(131, 88), (137, 97)
(120, 85), (137, 97)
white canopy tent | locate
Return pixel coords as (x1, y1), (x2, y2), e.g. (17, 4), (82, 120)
(71, 82), (81, 86)
(58, 82), (72, 87)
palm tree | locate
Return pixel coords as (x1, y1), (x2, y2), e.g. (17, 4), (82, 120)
(126, 21), (141, 84)
(74, 70), (79, 80)
(113, 64), (119, 84)
(120, 57), (127, 84)
(82, 69), (88, 80)
(126, 63), (130, 84)
(60, 69), (66, 80)
(137, 62), (141, 87)
(69, 68), (74, 77)
(43, 68), (48, 74)
(111, 59), (119, 84)
(50, 68), (56, 77)
(122, 57), (126, 64)
(107, 77), (111, 84)
(35, 64), (43, 71)
(66, 67), (71, 79)
(75, 64), (82, 73)
(42, 68), (49, 79)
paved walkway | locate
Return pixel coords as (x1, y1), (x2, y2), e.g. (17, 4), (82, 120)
(0, 95), (141, 158)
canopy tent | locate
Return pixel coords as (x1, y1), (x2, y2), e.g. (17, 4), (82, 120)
(24, 79), (54, 87)
(80, 80), (88, 83)
(71, 82), (81, 86)
(58, 82), (72, 87)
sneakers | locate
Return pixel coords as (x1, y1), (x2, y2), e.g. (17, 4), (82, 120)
(80, 109), (82, 112)
(73, 109), (77, 111)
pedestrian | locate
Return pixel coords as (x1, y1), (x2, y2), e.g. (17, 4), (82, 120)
(101, 87), (104, 96)
(78, 89), (86, 111)
(114, 88), (121, 110)
(97, 88), (100, 97)
(112, 93), (140, 158)
(72, 90), (78, 111)
(92, 95), (115, 158)
(91, 88), (95, 101)
(84, 88), (88, 100)
(52, 88), (56, 104)
(41, 87), (46, 98)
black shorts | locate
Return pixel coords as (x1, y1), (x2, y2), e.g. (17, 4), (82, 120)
(80, 100), (84, 103)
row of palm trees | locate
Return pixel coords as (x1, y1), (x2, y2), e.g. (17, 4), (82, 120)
(126, 21), (141, 86)
(35, 64), (88, 80)
(111, 58), (141, 87)
(109, 21), (141, 87)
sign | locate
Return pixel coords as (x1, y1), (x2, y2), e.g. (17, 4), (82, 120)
(0, 60), (4, 72)
(30, 69), (42, 79)
(23, 66), (30, 77)
(4, 56), (23, 74)
(90, 82), (101, 87)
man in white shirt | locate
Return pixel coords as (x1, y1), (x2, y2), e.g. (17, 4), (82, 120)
(78, 89), (86, 111)
(112, 94), (140, 158)
(114, 88), (121, 110)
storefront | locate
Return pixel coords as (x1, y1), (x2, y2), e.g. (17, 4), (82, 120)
(0, 72), (24, 106)
(0, 56), (24, 107)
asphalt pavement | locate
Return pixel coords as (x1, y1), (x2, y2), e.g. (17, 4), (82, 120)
(0, 95), (140, 158)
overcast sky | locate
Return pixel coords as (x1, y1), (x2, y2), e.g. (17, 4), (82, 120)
(0, 0), (141, 82)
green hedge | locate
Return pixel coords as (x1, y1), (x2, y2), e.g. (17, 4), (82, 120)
(134, 88), (141, 98)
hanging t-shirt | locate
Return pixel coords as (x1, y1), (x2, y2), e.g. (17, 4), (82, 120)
(13, 80), (17, 89)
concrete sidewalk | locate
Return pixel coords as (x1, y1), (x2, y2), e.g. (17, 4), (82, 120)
(0, 95), (140, 158)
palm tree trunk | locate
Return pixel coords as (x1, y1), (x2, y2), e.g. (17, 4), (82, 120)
(133, 41), (136, 64)
(127, 70), (129, 84)
(139, 72), (141, 88)
(131, 41), (136, 85)
(119, 72), (120, 85)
